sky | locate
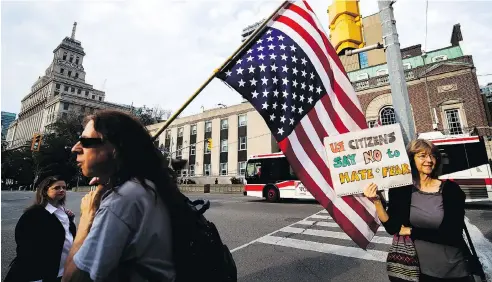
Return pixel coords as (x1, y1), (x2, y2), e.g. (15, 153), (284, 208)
(1, 0), (491, 117)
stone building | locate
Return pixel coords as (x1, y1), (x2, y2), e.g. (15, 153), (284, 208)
(6, 22), (130, 149)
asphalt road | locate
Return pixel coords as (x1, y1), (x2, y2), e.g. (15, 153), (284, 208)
(2, 191), (492, 281)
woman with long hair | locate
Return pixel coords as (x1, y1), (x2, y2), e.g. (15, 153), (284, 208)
(5, 175), (76, 282)
(363, 139), (471, 282)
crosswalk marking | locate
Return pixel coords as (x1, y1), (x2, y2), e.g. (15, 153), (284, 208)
(279, 226), (393, 245)
(257, 235), (388, 262)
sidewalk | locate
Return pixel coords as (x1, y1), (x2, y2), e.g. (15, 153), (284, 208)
(465, 200), (492, 210)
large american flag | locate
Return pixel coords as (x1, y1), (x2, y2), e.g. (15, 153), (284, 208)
(217, 0), (380, 249)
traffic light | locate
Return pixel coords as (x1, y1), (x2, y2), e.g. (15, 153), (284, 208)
(328, 0), (364, 55)
(207, 138), (212, 150)
(31, 134), (42, 151)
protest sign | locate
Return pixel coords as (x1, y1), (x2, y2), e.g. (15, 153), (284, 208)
(323, 124), (412, 197)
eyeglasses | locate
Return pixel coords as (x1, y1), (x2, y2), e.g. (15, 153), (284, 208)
(416, 153), (436, 160)
(79, 136), (104, 148)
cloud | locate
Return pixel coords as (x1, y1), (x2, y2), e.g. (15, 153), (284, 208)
(1, 0), (491, 117)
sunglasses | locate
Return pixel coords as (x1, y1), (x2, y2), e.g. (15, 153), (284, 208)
(79, 136), (105, 148)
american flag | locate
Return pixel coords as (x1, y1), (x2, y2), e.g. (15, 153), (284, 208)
(217, 0), (379, 249)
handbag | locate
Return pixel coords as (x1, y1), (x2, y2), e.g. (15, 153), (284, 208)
(387, 234), (420, 282)
(463, 224), (487, 282)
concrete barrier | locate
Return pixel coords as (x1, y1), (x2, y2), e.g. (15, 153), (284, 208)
(73, 184), (244, 194)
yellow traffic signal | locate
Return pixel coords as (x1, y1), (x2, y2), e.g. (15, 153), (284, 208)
(207, 138), (212, 150)
(31, 134), (42, 151)
(328, 0), (364, 55)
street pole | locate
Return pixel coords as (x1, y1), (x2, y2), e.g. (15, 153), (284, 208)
(378, 0), (416, 144)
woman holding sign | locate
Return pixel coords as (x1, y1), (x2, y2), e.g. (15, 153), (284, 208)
(363, 139), (471, 282)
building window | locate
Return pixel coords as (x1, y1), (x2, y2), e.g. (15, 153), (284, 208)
(379, 106), (397, 125)
(176, 170), (182, 177)
(221, 139), (228, 152)
(63, 103), (69, 110)
(367, 120), (377, 128)
(85, 90), (89, 96)
(99, 97), (102, 101)
(239, 136), (247, 151)
(166, 130), (171, 139)
(191, 124), (197, 135)
(403, 63), (412, 70)
(238, 115), (247, 127)
(221, 119), (228, 129)
(445, 109), (463, 135)
(77, 89), (81, 94)
(205, 121), (212, 132)
(75, 57), (80, 64)
(177, 127), (184, 137)
(220, 163), (228, 176)
(177, 145), (183, 157)
(92, 95), (95, 99)
(75, 73), (79, 79)
(63, 52), (67, 60)
(190, 144), (196, 155)
(204, 143), (211, 154)
(238, 161), (246, 175)
(54, 91), (59, 96)
(189, 165), (195, 176)
(71, 87), (75, 93)
(60, 68), (65, 74)
(204, 164), (211, 176)
(432, 55), (448, 62)
(181, 170), (187, 178)
(69, 54), (74, 62)
(359, 52), (368, 68)
(68, 71), (72, 77)
(64, 86), (69, 91)
(56, 84), (60, 89)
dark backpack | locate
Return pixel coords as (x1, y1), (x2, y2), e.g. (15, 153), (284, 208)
(169, 193), (237, 282)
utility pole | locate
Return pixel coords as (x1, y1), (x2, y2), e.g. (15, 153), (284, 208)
(378, 0), (416, 144)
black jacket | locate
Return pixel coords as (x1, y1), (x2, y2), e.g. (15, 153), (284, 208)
(382, 180), (466, 247)
(4, 205), (77, 282)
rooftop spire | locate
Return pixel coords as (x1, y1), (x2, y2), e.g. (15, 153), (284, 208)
(71, 22), (77, 39)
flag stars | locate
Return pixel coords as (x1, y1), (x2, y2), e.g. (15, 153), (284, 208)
(299, 95), (305, 102)
(259, 64), (267, 72)
(291, 105), (296, 112)
(291, 56), (298, 63)
(236, 67), (244, 75)
(279, 44), (286, 50)
(262, 102), (269, 110)
(257, 45), (265, 52)
(280, 116), (286, 123)
(258, 53), (265, 60)
(247, 55), (254, 62)
(268, 44), (275, 50)
(262, 89), (269, 97)
(236, 58), (243, 65)
(257, 38), (263, 44)
(310, 72), (315, 79)
(292, 67), (298, 75)
(290, 45), (297, 51)
(248, 65), (255, 73)
(281, 54), (288, 61)
(309, 85), (314, 92)
(273, 89), (279, 97)
(282, 77), (289, 85)
(298, 107), (304, 115)
(289, 118), (294, 125)
(261, 76), (268, 85)
(269, 53), (277, 60)
(266, 30), (273, 34)
(292, 92), (297, 100)
(225, 70), (232, 77)
(270, 113), (276, 121)
(272, 77), (279, 84)
(282, 90), (289, 98)
(301, 58), (307, 65)
(267, 36), (274, 42)
(247, 49), (253, 54)
(282, 103), (288, 110)
(252, 90), (259, 98)
(292, 80), (298, 88)
(238, 79), (245, 87)
(307, 97), (313, 104)
(282, 65), (289, 73)
(277, 127), (285, 135)
(277, 35), (285, 41)
(301, 70), (307, 77)
(249, 78), (257, 86)
(272, 102), (278, 109)
(316, 86), (322, 94)
(301, 82), (306, 90)
(270, 63), (278, 72)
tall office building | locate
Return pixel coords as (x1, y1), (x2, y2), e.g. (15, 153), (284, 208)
(6, 22), (130, 149)
(1, 112), (17, 141)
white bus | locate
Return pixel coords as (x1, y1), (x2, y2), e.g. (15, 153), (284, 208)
(244, 133), (492, 202)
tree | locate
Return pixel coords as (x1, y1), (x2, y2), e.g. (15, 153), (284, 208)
(1, 147), (34, 189)
(132, 105), (172, 126)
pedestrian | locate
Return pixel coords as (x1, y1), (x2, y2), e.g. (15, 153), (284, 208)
(4, 175), (76, 282)
(363, 139), (472, 282)
(62, 110), (176, 282)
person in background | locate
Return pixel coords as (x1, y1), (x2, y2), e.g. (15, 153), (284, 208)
(62, 110), (176, 282)
(4, 175), (76, 282)
(363, 139), (470, 282)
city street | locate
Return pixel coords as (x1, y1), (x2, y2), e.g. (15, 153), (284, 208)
(2, 191), (492, 281)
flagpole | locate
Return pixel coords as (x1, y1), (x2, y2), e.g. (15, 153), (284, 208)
(151, 0), (290, 141)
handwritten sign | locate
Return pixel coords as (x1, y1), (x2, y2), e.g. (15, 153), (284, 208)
(323, 124), (412, 197)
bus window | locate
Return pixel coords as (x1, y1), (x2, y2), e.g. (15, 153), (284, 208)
(246, 162), (261, 177)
